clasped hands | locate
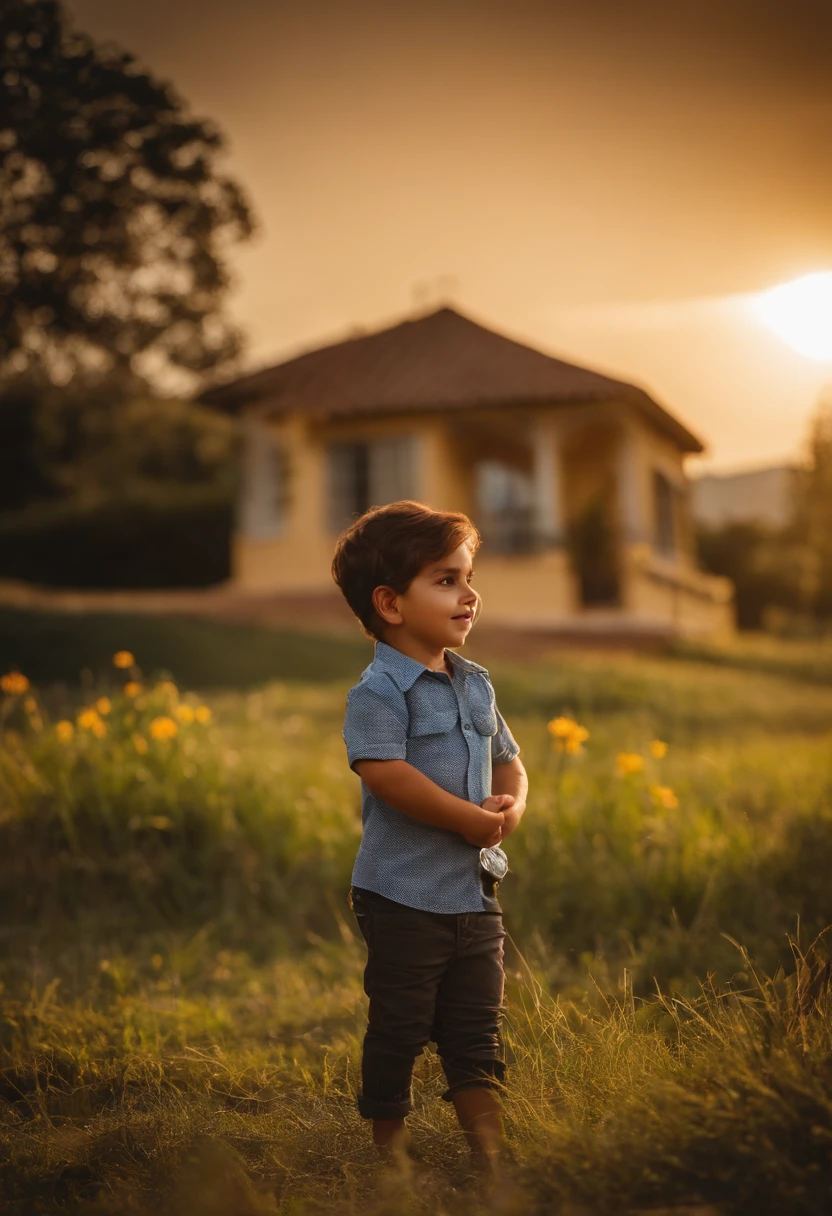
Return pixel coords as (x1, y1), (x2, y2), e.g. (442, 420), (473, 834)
(462, 793), (520, 849)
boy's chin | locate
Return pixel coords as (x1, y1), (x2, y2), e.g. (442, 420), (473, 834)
(445, 624), (473, 647)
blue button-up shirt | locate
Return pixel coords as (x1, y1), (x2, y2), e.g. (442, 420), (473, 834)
(343, 641), (520, 913)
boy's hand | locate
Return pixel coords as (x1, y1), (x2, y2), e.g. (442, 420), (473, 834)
(460, 802), (506, 848)
(456, 794), (513, 849)
(481, 794), (515, 815)
(481, 794), (524, 842)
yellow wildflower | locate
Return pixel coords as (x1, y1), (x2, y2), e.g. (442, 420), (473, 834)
(90, 718), (107, 738)
(151, 953), (164, 969)
(194, 705), (212, 724)
(23, 696), (37, 713)
(149, 716), (178, 741)
(1, 672), (29, 695)
(95, 697), (111, 716)
(133, 734), (149, 755)
(124, 681), (142, 698)
(149, 815), (173, 830)
(650, 784), (679, 810)
(113, 651), (135, 669)
(175, 704), (195, 724)
(550, 716), (589, 754)
(56, 720), (74, 742)
(650, 739), (668, 759)
(78, 708), (101, 731)
(157, 680), (178, 701)
(616, 752), (645, 775)
(549, 717), (588, 737)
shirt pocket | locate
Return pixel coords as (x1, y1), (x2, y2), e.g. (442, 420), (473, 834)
(468, 680), (498, 737)
(409, 709), (459, 737)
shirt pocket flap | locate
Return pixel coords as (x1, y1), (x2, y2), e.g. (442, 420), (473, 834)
(467, 677), (499, 736)
(470, 703), (498, 736)
(409, 709), (459, 737)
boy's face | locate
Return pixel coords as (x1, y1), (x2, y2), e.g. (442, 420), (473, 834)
(377, 542), (479, 651)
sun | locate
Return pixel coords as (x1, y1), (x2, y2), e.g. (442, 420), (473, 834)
(754, 271), (832, 361)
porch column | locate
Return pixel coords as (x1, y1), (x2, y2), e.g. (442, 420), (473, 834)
(616, 418), (646, 544)
(531, 413), (565, 546)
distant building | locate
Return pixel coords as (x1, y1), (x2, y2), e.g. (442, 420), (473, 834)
(200, 307), (734, 640)
(691, 464), (797, 529)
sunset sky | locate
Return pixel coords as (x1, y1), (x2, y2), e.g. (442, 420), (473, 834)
(69, 0), (832, 473)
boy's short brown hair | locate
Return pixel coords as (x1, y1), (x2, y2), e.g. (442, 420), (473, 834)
(331, 500), (481, 639)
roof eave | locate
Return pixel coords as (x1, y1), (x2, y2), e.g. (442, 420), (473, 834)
(237, 391), (706, 454)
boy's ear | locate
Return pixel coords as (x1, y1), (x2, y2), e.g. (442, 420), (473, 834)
(372, 585), (403, 627)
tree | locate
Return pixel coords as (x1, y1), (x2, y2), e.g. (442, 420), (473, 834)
(0, 0), (255, 393)
(791, 392), (832, 619)
(696, 392), (832, 632)
(695, 521), (804, 630)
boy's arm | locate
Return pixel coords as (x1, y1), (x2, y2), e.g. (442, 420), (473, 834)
(353, 759), (505, 848)
(491, 755), (528, 840)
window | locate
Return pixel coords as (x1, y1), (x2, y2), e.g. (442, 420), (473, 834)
(653, 470), (676, 557)
(327, 436), (417, 531)
(238, 417), (287, 538)
(475, 461), (536, 552)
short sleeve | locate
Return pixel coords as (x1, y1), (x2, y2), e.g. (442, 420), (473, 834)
(491, 705), (520, 765)
(343, 679), (408, 769)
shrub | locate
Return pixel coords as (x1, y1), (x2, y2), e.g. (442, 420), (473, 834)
(0, 488), (233, 588)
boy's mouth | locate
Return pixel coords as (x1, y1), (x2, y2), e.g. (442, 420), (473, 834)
(452, 611), (474, 623)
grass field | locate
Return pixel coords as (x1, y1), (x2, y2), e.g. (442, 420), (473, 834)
(2, 615), (832, 1214)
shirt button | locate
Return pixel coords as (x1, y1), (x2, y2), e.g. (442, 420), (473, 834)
(463, 722), (471, 731)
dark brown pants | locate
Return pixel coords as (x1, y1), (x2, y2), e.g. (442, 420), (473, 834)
(350, 885), (507, 1120)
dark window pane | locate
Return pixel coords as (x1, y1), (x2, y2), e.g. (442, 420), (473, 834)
(653, 470), (675, 556)
(328, 442), (370, 531)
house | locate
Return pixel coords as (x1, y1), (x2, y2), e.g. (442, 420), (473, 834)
(199, 307), (734, 639)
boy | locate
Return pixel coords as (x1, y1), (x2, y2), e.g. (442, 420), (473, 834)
(331, 500), (528, 1173)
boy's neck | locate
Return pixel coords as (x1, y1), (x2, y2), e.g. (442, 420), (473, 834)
(379, 633), (452, 675)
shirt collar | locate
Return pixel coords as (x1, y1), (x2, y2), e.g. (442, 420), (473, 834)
(445, 649), (488, 676)
(372, 641), (486, 690)
(372, 641), (433, 691)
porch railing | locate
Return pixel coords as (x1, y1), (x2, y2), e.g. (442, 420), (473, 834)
(477, 508), (555, 555)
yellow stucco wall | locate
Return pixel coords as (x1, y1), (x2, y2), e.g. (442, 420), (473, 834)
(233, 415), (332, 590)
(620, 544), (735, 638)
(233, 413), (424, 590)
(472, 549), (577, 623)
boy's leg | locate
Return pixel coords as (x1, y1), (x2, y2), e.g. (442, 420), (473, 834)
(432, 911), (507, 1170)
(451, 1088), (504, 1171)
(371, 1117), (407, 1153)
(352, 890), (456, 1149)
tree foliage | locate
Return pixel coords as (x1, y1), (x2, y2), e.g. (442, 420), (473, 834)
(0, 0), (255, 392)
(792, 393), (832, 618)
(695, 520), (803, 631)
(696, 391), (832, 631)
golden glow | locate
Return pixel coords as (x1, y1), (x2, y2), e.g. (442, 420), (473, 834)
(754, 272), (832, 361)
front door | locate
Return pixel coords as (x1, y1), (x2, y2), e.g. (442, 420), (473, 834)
(567, 494), (621, 606)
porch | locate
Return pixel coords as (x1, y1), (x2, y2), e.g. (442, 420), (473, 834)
(417, 402), (734, 637)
